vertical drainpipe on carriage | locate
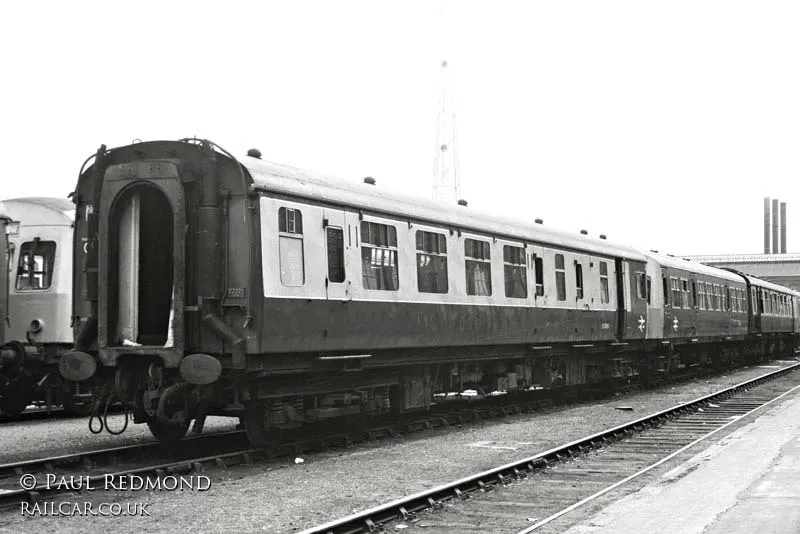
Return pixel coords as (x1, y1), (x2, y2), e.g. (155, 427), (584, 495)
(192, 141), (246, 373)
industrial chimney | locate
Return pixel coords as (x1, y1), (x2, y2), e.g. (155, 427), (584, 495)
(780, 202), (787, 254)
(772, 198), (779, 254)
(764, 197), (771, 254)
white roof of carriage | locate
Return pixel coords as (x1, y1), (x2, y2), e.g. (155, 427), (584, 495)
(243, 156), (647, 261)
(0, 197), (74, 227)
(644, 251), (746, 284)
(743, 274), (800, 295)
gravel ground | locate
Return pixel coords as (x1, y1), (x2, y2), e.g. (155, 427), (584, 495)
(0, 360), (796, 534)
(0, 415), (238, 465)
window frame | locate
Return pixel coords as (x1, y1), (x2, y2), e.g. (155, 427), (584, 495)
(554, 253), (567, 301)
(575, 261), (584, 300)
(680, 278), (690, 309)
(503, 244), (528, 299)
(325, 226), (345, 284)
(360, 220), (400, 291)
(533, 254), (544, 297)
(15, 239), (57, 291)
(464, 237), (492, 297)
(415, 230), (449, 294)
(670, 277), (681, 308)
(600, 262), (610, 304)
(697, 281), (706, 310)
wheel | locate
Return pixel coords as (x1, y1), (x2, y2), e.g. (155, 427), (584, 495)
(243, 403), (283, 447)
(148, 383), (192, 442)
(147, 417), (190, 442)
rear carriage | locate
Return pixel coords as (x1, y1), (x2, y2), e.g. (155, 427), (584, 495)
(737, 273), (797, 339)
(0, 211), (13, 349)
(0, 198), (88, 416)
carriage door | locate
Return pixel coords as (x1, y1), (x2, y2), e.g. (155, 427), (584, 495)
(753, 287), (762, 332)
(614, 258), (627, 339)
(323, 208), (349, 300)
(644, 258), (662, 339)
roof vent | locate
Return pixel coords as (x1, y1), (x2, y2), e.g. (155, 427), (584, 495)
(247, 148), (262, 159)
(457, 199), (468, 207)
(599, 234), (607, 240)
(363, 177), (376, 185)
(580, 229), (588, 235)
(534, 218), (543, 224)
(650, 249), (658, 253)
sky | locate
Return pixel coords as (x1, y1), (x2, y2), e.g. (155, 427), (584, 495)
(2, 1), (799, 255)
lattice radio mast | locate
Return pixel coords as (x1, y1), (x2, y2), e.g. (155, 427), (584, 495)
(432, 3), (461, 203)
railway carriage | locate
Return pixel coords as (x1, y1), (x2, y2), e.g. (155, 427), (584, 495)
(0, 211), (13, 349)
(643, 253), (750, 369)
(0, 198), (91, 416)
(61, 139), (658, 444)
(59, 138), (799, 444)
(737, 274), (797, 336)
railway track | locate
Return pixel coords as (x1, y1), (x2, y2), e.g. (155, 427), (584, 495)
(298, 361), (800, 534)
(0, 406), (69, 424)
(0, 360), (785, 513)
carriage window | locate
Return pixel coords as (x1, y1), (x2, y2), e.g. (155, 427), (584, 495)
(416, 230), (448, 294)
(326, 227), (345, 283)
(278, 208), (305, 286)
(465, 238), (491, 296)
(361, 221), (399, 291)
(575, 263), (584, 300)
(635, 272), (646, 300)
(670, 277), (681, 307)
(16, 240), (56, 290)
(709, 284), (716, 310)
(681, 279), (690, 308)
(600, 262), (610, 304)
(646, 276), (652, 304)
(534, 255), (544, 296)
(503, 245), (527, 298)
(691, 281), (697, 308)
(697, 282), (705, 310)
(554, 254), (566, 301)
(279, 207), (303, 234)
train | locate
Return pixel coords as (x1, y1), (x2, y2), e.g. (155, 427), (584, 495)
(50, 137), (799, 445)
(0, 198), (94, 417)
(0, 210), (13, 365)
